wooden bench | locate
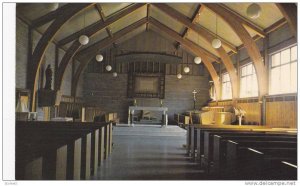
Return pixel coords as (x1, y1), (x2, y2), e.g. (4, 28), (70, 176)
(16, 123), (97, 180)
(225, 139), (297, 180)
(16, 121), (113, 180)
(185, 124), (267, 161)
(211, 133), (296, 175)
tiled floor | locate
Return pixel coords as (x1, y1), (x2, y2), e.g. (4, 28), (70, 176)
(93, 124), (211, 180)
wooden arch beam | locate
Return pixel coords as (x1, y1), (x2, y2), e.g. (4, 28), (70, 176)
(55, 3), (145, 92)
(152, 3), (238, 99)
(218, 4), (266, 38)
(31, 4), (72, 28)
(152, 3), (237, 53)
(276, 3), (297, 38)
(149, 17), (221, 100)
(204, 4), (268, 99)
(71, 18), (148, 96)
(28, 3), (93, 111)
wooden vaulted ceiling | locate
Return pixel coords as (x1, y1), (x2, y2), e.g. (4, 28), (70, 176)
(17, 3), (286, 58)
(16, 3), (296, 111)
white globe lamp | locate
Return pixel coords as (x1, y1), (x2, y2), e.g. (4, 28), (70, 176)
(184, 66), (190, 73)
(194, 57), (202, 64)
(105, 65), (112, 72)
(177, 73), (182, 79)
(113, 72), (118, 77)
(247, 3), (262, 19)
(96, 54), (103, 62)
(212, 38), (222, 49)
(79, 35), (89, 45)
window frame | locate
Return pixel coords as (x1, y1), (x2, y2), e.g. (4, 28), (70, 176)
(269, 45), (297, 95)
(221, 72), (232, 100)
(239, 62), (258, 98)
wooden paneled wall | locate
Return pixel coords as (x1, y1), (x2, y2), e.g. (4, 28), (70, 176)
(266, 94), (297, 128)
(56, 95), (84, 118)
(208, 100), (233, 107)
(208, 94), (297, 128)
(237, 102), (261, 125)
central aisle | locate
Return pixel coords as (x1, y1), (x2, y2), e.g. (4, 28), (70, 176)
(93, 125), (209, 180)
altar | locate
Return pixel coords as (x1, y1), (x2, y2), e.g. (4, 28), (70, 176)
(128, 106), (168, 126)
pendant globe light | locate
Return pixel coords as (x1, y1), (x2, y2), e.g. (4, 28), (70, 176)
(194, 14), (202, 65)
(211, 13), (221, 49)
(105, 65), (112, 71)
(105, 50), (112, 72)
(184, 66), (190, 73)
(96, 54), (103, 62)
(194, 57), (202, 64)
(112, 50), (117, 77)
(177, 73), (182, 79)
(247, 3), (262, 19)
(176, 50), (183, 79)
(184, 53), (190, 73)
(78, 10), (89, 45)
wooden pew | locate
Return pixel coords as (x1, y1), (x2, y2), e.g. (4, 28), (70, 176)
(190, 124), (267, 162)
(212, 133), (297, 175)
(190, 125), (294, 163)
(16, 124), (93, 180)
(225, 139), (297, 180)
(16, 121), (112, 180)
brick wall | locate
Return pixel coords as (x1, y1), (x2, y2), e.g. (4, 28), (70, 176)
(16, 17), (83, 119)
(83, 73), (210, 123)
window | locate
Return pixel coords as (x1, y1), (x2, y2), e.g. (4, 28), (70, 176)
(240, 63), (258, 98)
(222, 73), (232, 100)
(269, 45), (297, 95)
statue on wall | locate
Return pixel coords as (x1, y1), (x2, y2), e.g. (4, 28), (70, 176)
(44, 64), (53, 90)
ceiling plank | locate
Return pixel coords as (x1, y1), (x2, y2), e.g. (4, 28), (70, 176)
(152, 3), (237, 53)
(28, 3), (93, 112)
(149, 17), (221, 100)
(58, 3), (146, 46)
(31, 4), (71, 28)
(204, 3), (268, 98)
(175, 4), (203, 49)
(76, 17), (148, 61)
(95, 4), (114, 38)
(71, 17), (148, 96)
(276, 3), (297, 38)
(218, 4), (266, 38)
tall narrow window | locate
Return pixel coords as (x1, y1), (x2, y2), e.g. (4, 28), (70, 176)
(221, 72), (232, 100)
(240, 63), (258, 98)
(269, 45), (297, 95)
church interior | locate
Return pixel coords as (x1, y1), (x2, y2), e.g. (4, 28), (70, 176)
(10, 2), (298, 181)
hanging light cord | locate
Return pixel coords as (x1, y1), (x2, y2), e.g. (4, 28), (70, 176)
(81, 9), (87, 35)
(215, 13), (218, 38)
